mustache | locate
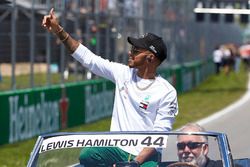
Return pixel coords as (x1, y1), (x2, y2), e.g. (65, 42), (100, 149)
(181, 153), (195, 162)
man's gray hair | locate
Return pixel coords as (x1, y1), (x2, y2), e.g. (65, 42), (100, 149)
(178, 123), (208, 142)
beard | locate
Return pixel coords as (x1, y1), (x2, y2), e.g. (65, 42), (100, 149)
(179, 151), (207, 167)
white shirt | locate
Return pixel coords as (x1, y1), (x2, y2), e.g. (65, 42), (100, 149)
(72, 44), (178, 155)
(222, 48), (231, 59)
(213, 49), (223, 63)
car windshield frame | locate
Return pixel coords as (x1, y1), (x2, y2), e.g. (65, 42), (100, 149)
(27, 131), (234, 167)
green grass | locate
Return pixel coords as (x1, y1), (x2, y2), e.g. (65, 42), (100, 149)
(175, 70), (248, 128)
(0, 68), (248, 166)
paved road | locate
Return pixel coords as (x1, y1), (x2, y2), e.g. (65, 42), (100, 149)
(197, 73), (250, 159)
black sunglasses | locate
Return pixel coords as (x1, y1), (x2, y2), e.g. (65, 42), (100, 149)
(130, 47), (143, 55)
(177, 142), (206, 150)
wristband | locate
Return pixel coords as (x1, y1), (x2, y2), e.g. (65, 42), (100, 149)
(60, 33), (69, 42)
(55, 26), (63, 34)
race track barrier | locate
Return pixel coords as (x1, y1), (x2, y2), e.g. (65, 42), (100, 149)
(0, 59), (214, 145)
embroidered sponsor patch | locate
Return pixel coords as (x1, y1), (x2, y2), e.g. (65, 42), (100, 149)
(168, 102), (178, 116)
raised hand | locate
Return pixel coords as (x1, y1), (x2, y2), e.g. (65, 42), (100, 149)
(41, 8), (60, 33)
(41, 8), (79, 53)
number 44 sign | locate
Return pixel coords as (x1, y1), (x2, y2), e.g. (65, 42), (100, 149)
(40, 134), (168, 153)
(140, 135), (167, 147)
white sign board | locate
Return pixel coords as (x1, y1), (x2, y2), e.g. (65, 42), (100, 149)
(40, 134), (168, 153)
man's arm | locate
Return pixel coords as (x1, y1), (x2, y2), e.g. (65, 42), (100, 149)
(41, 8), (79, 53)
(134, 147), (158, 165)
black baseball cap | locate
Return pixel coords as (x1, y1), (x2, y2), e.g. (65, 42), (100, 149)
(127, 33), (167, 62)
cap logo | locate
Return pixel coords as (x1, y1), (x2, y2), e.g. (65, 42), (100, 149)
(149, 45), (157, 53)
(140, 33), (148, 38)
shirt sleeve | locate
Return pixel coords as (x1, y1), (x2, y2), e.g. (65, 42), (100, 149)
(72, 44), (128, 82)
(153, 89), (178, 132)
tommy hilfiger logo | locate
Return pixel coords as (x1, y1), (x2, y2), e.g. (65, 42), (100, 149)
(139, 95), (151, 110)
(139, 101), (149, 110)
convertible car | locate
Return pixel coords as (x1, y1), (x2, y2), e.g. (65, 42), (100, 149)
(27, 131), (250, 167)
